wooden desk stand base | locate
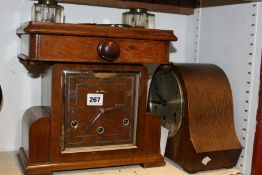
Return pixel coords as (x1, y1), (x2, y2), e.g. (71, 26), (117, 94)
(18, 106), (165, 175)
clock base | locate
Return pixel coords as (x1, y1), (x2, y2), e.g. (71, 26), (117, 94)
(18, 106), (165, 175)
(18, 147), (165, 175)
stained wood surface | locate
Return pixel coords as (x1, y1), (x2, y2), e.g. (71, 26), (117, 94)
(19, 147), (164, 174)
(163, 63), (242, 173)
(22, 35), (169, 64)
(17, 22), (177, 41)
(58, 0), (195, 15)
(200, 0), (255, 7)
(35, 0), (259, 15)
(18, 64), (165, 174)
(179, 64), (241, 152)
(17, 22), (175, 64)
(21, 106), (51, 164)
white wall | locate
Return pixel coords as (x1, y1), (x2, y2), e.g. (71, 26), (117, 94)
(0, 1), (193, 151)
(0, 0), (41, 152)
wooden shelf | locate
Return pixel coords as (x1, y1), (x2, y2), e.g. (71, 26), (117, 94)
(200, 0), (252, 7)
(31, 0), (260, 15)
(57, 0), (195, 15)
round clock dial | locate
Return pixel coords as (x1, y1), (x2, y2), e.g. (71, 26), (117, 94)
(148, 64), (184, 137)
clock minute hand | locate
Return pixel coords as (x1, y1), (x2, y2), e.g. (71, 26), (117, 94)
(153, 92), (167, 106)
(150, 100), (163, 105)
(150, 100), (167, 106)
(85, 104), (132, 130)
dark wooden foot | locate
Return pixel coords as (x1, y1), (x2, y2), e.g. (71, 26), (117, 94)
(142, 160), (166, 168)
(17, 148), (53, 175)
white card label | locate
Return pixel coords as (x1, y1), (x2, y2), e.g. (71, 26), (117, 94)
(87, 93), (103, 106)
(202, 156), (212, 165)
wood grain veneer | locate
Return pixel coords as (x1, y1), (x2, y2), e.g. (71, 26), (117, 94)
(164, 63), (242, 173)
(18, 64), (165, 175)
(21, 106), (51, 164)
(17, 22), (176, 65)
(54, 0), (195, 14)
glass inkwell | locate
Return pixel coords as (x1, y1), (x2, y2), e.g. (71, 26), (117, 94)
(122, 8), (155, 29)
(31, 0), (64, 23)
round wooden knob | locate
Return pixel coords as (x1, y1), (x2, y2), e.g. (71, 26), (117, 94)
(97, 40), (120, 62)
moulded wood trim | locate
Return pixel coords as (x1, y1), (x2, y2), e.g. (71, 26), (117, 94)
(17, 21), (177, 41)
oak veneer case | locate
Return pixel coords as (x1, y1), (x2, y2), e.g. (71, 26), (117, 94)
(158, 64), (242, 173)
(16, 21), (177, 175)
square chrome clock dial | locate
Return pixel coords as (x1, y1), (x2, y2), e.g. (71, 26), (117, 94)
(62, 70), (140, 153)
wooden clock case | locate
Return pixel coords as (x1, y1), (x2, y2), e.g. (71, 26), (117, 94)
(148, 63), (242, 173)
(16, 22), (177, 175)
(163, 64), (242, 173)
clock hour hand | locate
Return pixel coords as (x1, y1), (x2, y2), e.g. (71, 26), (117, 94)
(150, 100), (167, 106)
(151, 92), (167, 106)
(85, 104), (132, 130)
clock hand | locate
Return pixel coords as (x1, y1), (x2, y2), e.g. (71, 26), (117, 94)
(150, 100), (167, 106)
(154, 92), (167, 106)
(85, 104), (132, 130)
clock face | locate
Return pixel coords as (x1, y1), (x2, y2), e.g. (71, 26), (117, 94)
(62, 70), (140, 153)
(148, 65), (184, 137)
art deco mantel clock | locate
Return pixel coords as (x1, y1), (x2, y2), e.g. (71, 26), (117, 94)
(16, 22), (177, 175)
(148, 64), (242, 173)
